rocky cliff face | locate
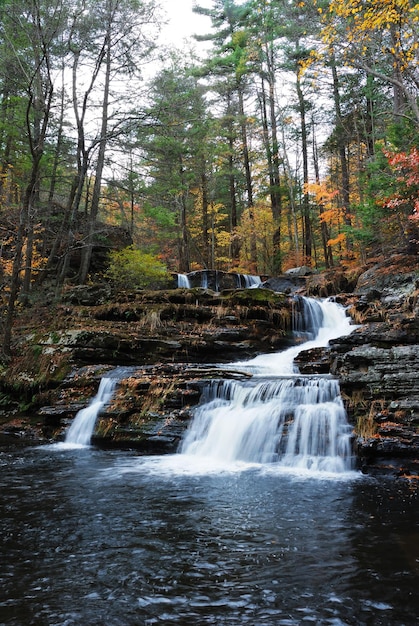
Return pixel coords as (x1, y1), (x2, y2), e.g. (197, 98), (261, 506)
(328, 254), (419, 478)
(1, 255), (418, 479)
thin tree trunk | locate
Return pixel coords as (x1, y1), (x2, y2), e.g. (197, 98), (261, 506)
(201, 169), (210, 268)
(259, 73), (282, 273)
(177, 155), (190, 273)
(226, 92), (240, 264)
(2, 150), (43, 356)
(312, 120), (333, 268)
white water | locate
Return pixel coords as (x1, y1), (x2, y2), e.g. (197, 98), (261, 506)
(64, 377), (118, 447)
(240, 274), (262, 288)
(180, 298), (357, 474)
(235, 297), (354, 376)
(177, 273), (191, 288)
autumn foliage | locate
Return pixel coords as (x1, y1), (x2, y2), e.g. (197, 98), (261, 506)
(383, 148), (419, 222)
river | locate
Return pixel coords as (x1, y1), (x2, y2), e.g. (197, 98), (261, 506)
(0, 447), (418, 625)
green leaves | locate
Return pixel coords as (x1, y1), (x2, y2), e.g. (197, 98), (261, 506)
(106, 246), (169, 290)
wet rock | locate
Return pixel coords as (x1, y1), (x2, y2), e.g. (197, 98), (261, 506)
(261, 275), (306, 294)
(2, 253), (419, 478)
(294, 347), (331, 374)
(329, 254), (419, 477)
(90, 364), (252, 452)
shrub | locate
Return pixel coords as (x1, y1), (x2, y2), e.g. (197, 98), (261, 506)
(106, 247), (169, 290)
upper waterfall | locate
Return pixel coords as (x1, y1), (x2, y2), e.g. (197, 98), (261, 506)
(234, 297), (353, 376)
(176, 270), (262, 291)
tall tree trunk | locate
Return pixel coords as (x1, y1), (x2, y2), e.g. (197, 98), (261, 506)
(38, 80), (68, 285)
(331, 58), (352, 254)
(390, 26), (405, 120)
(201, 170), (210, 268)
(312, 120), (333, 268)
(227, 94), (240, 264)
(296, 71), (312, 264)
(0, 91), (14, 204)
(2, 149), (43, 357)
(265, 41), (282, 273)
(238, 86), (257, 272)
(177, 155), (190, 273)
(280, 121), (300, 260)
(259, 71), (282, 273)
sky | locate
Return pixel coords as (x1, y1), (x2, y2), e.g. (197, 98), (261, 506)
(159, 0), (213, 48)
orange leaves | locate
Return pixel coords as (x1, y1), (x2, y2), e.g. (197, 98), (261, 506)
(305, 181), (347, 251)
(328, 232), (346, 247)
(305, 182), (339, 206)
(412, 199), (419, 221)
(305, 181), (342, 228)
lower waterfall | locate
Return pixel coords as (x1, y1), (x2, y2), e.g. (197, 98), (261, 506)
(64, 376), (118, 446)
(180, 298), (356, 473)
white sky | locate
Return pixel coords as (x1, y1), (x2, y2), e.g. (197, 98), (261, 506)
(159, 1), (213, 47)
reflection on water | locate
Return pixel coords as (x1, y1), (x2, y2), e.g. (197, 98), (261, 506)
(0, 446), (418, 625)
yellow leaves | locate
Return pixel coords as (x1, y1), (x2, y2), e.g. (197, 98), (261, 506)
(325, 0), (419, 83)
(216, 230), (232, 248)
(208, 202), (228, 224)
(298, 49), (322, 77)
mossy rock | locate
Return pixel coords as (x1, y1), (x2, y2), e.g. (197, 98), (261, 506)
(220, 288), (287, 306)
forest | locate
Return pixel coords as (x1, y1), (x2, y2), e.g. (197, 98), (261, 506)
(1, 0), (419, 357)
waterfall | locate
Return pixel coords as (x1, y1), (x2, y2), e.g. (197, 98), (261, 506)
(65, 377), (118, 446)
(180, 298), (356, 473)
(176, 270), (261, 291)
(234, 297), (353, 376)
(177, 273), (191, 288)
(292, 295), (324, 340)
(236, 273), (262, 288)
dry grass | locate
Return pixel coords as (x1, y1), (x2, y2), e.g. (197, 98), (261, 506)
(356, 400), (385, 439)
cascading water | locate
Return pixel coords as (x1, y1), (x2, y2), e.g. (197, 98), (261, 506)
(176, 270), (261, 291)
(177, 273), (191, 288)
(64, 376), (118, 446)
(180, 298), (356, 474)
(236, 274), (262, 289)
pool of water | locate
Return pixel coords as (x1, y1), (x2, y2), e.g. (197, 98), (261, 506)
(1, 446), (418, 626)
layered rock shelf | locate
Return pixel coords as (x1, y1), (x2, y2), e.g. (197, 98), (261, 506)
(1, 254), (419, 478)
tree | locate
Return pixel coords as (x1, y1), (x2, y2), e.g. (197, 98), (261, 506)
(325, 0), (419, 125)
(250, 0), (283, 272)
(0, 0), (67, 357)
(194, 0), (259, 271)
(63, 0), (158, 285)
(139, 58), (211, 272)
